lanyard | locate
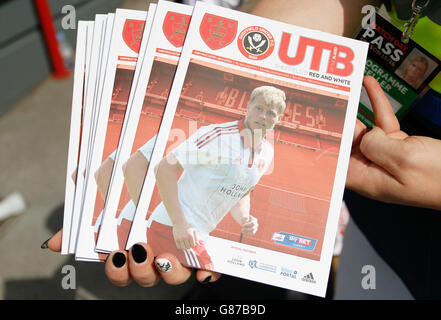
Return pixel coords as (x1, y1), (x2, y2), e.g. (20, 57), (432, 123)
(401, 0), (431, 43)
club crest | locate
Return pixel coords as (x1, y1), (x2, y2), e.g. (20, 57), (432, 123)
(200, 13), (238, 50)
(163, 11), (191, 48)
(238, 26), (275, 60)
(122, 19), (145, 53)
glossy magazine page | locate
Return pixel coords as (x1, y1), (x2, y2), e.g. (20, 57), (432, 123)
(75, 9), (150, 261)
(127, 0), (368, 297)
(61, 21), (89, 254)
(96, 1), (192, 254)
(68, 17), (104, 254)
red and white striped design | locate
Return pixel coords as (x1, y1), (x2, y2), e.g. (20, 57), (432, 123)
(195, 124), (239, 149)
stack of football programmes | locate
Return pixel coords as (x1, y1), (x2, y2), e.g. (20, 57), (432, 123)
(62, 0), (368, 297)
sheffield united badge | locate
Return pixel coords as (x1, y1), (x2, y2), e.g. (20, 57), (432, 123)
(238, 26), (275, 60)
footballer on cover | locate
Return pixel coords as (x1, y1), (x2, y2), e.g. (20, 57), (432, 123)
(75, 8), (153, 261)
(96, 1), (192, 254)
(128, 1), (368, 297)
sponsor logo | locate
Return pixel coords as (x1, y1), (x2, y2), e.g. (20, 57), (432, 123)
(249, 260), (277, 273)
(271, 233), (285, 242)
(272, 232), (317, 252)
(238, 26), (274, 60)
(280, 267), (297, 279)
(226, 255), (246, 267)
(301, 272), (316, 284)
(218, 183), (247, 199)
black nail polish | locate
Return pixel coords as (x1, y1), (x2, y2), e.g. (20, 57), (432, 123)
(201, 275), (212, 284)
(131, 244), (147, 264)
(40, 237), (51, 249)
(112, 252), (126, 268)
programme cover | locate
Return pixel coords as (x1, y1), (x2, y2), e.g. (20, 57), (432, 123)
(127, 1), (368, 296)
(68, 16), (105, 254)
(96, 1), (192, 254)
(62, 21), (90, 254)
(75, 8), (153, 261)
(87, 13), (116, 172)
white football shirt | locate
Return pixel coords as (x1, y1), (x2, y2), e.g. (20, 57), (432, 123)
(149, 119), (273, 236)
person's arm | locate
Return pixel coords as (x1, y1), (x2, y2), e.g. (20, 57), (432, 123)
(94, 157), (114, 201)
(155, 153), (199, 250)
(230, 193), (259, 237)
(250, 0), (382, 37)
(346, 76), (441, 211)
(122, 151), (149, 206)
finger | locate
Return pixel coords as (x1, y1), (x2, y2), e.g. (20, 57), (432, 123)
(192, 231), (199, 247)
(193, 229), (201, 245)
(195, 269), (222, 284)
(241, 223), (252, 230)
(184, 238), (193, 250)
(346, 147), (371, 191)
(181, 239), (191, 250)
(243, 229), (257, 237)
(242, 225), (254, 236)
(128, 243), (160, 287)
(105, 250), (131, 287)
(154, 253), (193, 285)
(41, 229), (63, 252)
(242, 218), (258, 229)
(175, 239), (183, 251)
(360, 126), (407, 179)
(182, 234), (195, 250)
(242, 224), (257, 234)
(242, 220), (257, 228)
(242, 230), (251, 237)
(363, 76), (400, 133)
(241, 216), (250, 225)
(353, 119), (367, 148)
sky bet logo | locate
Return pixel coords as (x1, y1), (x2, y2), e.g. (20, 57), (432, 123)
(272, 232), (317, 252)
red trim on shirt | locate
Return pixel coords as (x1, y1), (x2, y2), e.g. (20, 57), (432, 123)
(194, 125), (238, 146)
(194, 121), (266, 169)
(197, 130), (238, 149)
